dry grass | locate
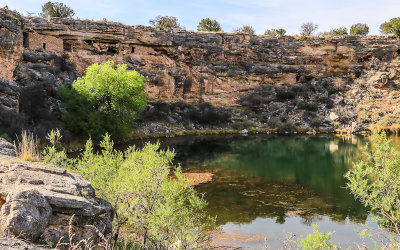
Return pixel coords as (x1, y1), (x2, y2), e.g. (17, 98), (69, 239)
(14, 130), (41, 162)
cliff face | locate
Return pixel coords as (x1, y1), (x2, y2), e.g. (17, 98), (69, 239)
(1, 8), (400, 136)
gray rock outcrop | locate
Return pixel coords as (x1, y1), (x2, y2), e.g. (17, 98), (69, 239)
(0, 137), (15, 156)
(0, 155), (114, 247)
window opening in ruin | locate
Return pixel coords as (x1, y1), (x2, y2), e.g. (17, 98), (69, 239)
(23, 32), (29, 48)
(131, 47), (135, 53)
(63, 41), (72, 52)
(43, 43), (46, 50)
(107, 46), (118, 55)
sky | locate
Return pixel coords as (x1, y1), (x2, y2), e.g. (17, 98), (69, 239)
(2, 0), (400, 35)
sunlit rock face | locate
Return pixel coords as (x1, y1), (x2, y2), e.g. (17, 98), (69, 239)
(1, 8), (400, 134)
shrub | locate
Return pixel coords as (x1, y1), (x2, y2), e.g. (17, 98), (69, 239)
(350, 23), (369, 36)
(40, 1), (74, 18)
(328, 27), (348, 36)
(14, 130), (40, 162)
(297, 33), (308, 41)
(0, 133), (12, 143)
(42, 131), (216, 249)
(267, 117), (281, 128)
(232, 120), (253, 130)
(149, 15), (184, 30)
(276, 88), (295, 101)
(277, 121), (297, 133)
(297, 100), (318, 111)
(59, 61), (146, 140)
(197, 18), (222, 32)
(300, 22), (318, 36)
(298, 224), (337, 249)
(234, 25), (255, 35)
(264, 28), (286, 36)
(188, 103), (230, 124)
(345, 132), (400, 236)
(311, 117), (322, 128)
(380, 18), (400, 38)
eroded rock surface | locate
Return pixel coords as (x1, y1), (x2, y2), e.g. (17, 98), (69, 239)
(0, 155), (113, 247)
(0, 138), (15, 156)
(0, 7), (400, 136)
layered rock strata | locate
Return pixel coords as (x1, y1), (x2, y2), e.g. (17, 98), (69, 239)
(0, 139), (113, 248)
(0, 8), (400, 135)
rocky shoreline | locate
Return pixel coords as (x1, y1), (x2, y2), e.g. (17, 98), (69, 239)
(0, 138), (113, 249)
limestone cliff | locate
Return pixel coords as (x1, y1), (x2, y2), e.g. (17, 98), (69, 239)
(0, 139), (113, 248)
(0, 8), (399, 136)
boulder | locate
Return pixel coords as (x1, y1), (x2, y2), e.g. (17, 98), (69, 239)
(0, 237), (51, 249)
(369, 71), (389, 88)
(0, 155), (114, 247)
(0, 138), (15, 157)
(1, 190), (52, 241)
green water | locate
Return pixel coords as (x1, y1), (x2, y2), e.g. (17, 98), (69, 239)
(126, 135), (398, 248)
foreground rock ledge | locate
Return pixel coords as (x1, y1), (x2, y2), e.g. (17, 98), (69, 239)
(0, 149), (114, 247)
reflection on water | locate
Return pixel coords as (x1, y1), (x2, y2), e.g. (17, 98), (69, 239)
(122, 135), (398, 248)
(175, 136), (369, 224)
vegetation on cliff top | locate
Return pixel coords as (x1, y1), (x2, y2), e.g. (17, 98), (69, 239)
(234, 25), (256, 35)
(149, 15), (184, 30)
(40, 1), (74, 18)
(380, 18), (400, 38)
(350, 23), (370, 36)
(197, 18), (222, 32)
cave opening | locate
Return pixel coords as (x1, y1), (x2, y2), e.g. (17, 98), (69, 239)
(63, 41), (72, 52)
(107, 46), (118, 55)
(23, 32), (29, 48)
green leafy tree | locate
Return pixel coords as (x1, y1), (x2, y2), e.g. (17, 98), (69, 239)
(328, 27), (348, 36)
(380, 18), (400, 38)
(298, 224), (337, 250)
(234, 25), (255, 35)
(42, 131), (216, 249)
(149, 15), (184, 30)
(300, 22), (318, 36)
(350, 23), (369, 36)
(197, 18), (222, 32)
(40, 1), (74, 18)
(264, 28), (286, 36)
(59, 61), (146, 140)
(345, 132), (400, 236)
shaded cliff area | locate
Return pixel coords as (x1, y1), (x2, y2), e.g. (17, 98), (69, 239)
(1, 8), (400, 140)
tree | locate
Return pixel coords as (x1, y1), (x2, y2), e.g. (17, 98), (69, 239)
(197, 18), (222, 32)
(149, 15), (184, 30)
(59, 61), (146, 140)
(42, 131), (215, 249)
(350, 23), (369, 36)
(234, 25), (255, 35)
(380, 18), (400, 38)
(328, 27), (348, 36)
(345, 132), (400, 237)
(300, 22), (318, 36)
(264, 28), (286, 36)
(40, 1), (74, 18)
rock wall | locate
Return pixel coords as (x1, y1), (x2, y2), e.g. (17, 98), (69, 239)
(0, 141), (113, 248)
(1, 8), (400, 135)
